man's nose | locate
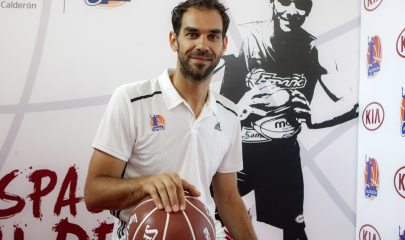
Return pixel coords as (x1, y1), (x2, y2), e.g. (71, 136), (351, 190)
(196, 36), (209, 50)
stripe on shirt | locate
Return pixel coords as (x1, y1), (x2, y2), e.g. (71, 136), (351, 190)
(216, 100), (237, 116)
(130, 91), (162, 103)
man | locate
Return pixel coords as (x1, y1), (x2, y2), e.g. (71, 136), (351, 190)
(220, 0), (358, 239)
(84, 0), (257, 240)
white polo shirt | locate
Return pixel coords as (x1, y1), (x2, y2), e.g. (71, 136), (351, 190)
(92, 69), (243, 238)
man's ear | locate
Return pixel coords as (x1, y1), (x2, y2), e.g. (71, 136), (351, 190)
(221, 35), (228, 56)
(169, 31), (179, 51)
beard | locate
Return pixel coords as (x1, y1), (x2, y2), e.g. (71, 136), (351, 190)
(178, 49), (220, 82)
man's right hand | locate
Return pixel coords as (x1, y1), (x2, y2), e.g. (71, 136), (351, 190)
(141, 173), (200, 213)
(237, 86), (291, 120)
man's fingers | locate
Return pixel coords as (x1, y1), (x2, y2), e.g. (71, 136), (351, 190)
(155, 181), (172, 213)
(143, 174), (200, 213)
(148, 187), (163, 210)
(164, 175), (182, 212)
(182, 179), (201, 197)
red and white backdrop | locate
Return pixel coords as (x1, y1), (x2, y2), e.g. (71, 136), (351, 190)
(356, 0), (405, 240)
(0, 0), (361, 239)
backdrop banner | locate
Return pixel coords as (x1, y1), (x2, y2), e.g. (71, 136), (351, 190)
(0, 0), (359, 239)
(356, 0), (405, 240)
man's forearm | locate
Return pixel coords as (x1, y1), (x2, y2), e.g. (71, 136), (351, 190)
(216, 193), (257, 240)
(308, 103), (359, 129)
(84, 176), (147, 212)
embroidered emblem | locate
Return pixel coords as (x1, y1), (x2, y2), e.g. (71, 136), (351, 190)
(150, 114), (166, 131)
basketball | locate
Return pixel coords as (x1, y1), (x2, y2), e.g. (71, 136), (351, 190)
(252, 108), (301, 139)
(127, 193), (216, 240)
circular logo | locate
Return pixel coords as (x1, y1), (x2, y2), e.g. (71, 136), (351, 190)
(359, 225), (381, 240)
(394, 166), (405, 199)
(295, 214), (304, 224)
(364, 0), (383, 11)
(362, 102), (385, 131)
(397, 28), (405, 58)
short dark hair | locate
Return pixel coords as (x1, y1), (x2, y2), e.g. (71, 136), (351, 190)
(171, 0), (230, 37)
(270, 0), (312, 15)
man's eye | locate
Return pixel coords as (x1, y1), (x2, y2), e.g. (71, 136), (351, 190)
(186, 33), (198, 38)
(209, 34), (221, 40)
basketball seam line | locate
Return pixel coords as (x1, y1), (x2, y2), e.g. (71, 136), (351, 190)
(186, 198), (216, 237)
(163, 213), (170, 239)
(182, 211), (196, 240)
(132, 207), (158, 240)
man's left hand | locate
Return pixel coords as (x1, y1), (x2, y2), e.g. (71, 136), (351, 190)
(291, 90), (311, 123)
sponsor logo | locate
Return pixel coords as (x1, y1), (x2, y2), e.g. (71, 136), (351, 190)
(397, 28), (405, 58)
(85, 0), (130, 7)
(401, 87), (405, 136)
(394, 166), (405, 199)
(214, 122), (221, 131)
(362, 102), (384, 131)
(367, 36), (382, 77)
(295, 214), (304, 224)
(400, 226), (405, 240)
(359, 224), (381, 240)
(246, 69), (307, 90)
(0, 0), (38, 9)
(364, 0), (383, 11)
(241, 127), (269, 143)
(203, 227), (212, 240)
(143, 225), (158, 240)
(364, 156), (379, 199)
(150, 114), (166, 132)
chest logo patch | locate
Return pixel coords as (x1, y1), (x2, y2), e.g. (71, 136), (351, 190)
(150, 114), (166, 131)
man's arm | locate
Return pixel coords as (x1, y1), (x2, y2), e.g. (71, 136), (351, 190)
(84, 149), (200, 213)
(212, 172), (257, 240)
(307, 46), (359, 128)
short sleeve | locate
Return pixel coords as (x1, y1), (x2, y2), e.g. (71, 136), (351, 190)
(92, 85), (135, 161)
(217, 118), (243, 173)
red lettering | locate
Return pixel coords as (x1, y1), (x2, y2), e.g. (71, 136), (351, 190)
(54, 166), (83, 216)
(28, 169), (57, 219)
(367, 0), (378, 6)
(93, 221), (114, 240)
(0, 170), (25, 218)
(53, 218), (89, 240)
(362, 229), (368, 239)
(401, 36), (405, 53)
(13, 226), (23, 240)
(365, 109), (381, 125)
(399, 173), (405, 191)
(366, 110), (371, 124)
(374, 109), (381, 124)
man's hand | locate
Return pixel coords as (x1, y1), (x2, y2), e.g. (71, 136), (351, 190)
(291, 90), (311, 123)
(237, 86), (291, 120)
(142, 173), (200, 213)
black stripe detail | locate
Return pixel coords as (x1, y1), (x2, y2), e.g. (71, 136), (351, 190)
(121, 162), (128, 178)
(110, 209), (121, 218)
(117, 219), (126, 238)
(216, 100), (237, 116)
(130, 91), (162, 102)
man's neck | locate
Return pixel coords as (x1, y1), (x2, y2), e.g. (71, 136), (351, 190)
(170, 68), (211, 119)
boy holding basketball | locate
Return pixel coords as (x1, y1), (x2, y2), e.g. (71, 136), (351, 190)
(84, 0), (257, 239)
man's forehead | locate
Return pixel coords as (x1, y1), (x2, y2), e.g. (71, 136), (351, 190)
(179, 7), (223, 33)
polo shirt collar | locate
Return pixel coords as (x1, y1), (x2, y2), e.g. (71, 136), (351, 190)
(158, 69), (218, 116)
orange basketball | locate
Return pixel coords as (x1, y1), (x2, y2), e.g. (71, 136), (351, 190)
(127, 194), (216, 240)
